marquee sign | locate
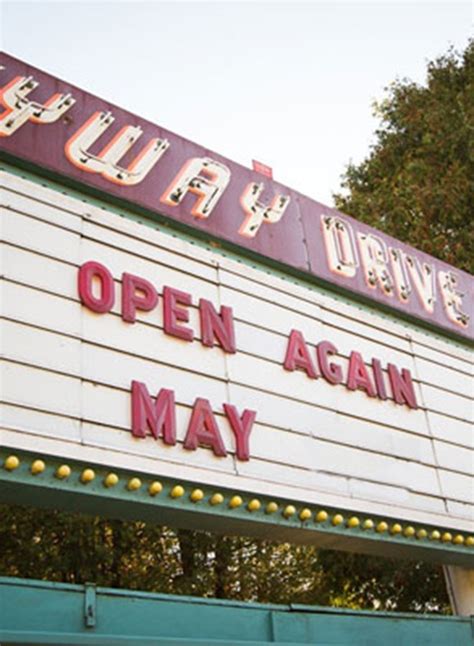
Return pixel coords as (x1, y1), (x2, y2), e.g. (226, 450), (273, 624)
(0, 55), (473, 553)
(0, 53), (472, 342)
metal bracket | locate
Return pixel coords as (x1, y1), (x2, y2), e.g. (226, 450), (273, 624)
(84, 583), (97, 628)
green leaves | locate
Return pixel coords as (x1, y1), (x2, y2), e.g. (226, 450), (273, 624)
(0, 504), (450, 613)
(335, 40), (474, 274)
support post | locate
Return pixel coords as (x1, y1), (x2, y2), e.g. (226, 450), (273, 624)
(444, 566), (474, 615)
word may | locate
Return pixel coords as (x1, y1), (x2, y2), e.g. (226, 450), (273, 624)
(283, 330), (418, 409)
(78, 260), (236, 353)
(131, 380), (256, 460)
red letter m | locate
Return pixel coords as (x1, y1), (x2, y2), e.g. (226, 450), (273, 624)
(131, 380), (177, 445)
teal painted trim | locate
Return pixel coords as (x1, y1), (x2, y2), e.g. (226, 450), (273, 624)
(1, 155), (472, 351)
(0, 576), (464, 620)
(1, 449), (473, 568)
(0, 577), (471, 645)
(0, 635), (287, 645)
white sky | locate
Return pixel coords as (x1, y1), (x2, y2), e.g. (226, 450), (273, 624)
(1, 1), (472, 205)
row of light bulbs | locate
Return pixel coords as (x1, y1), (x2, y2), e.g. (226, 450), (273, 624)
(4, 455), (473, 547)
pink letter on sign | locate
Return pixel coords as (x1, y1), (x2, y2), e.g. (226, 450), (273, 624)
(78, 260), (115, 313)
(371, 358), (388, 400)
(199, 299), (236, 353)
(317, 341), (343, 385)
(387, 364), (418, 409)
(122, 272), (158, 323)
(283, 330), (319, 378)
(163, 286), (194, 341)
(223, 403), (256, 461)
(131, 380), (177, 445)
(184, 398), (227, 457)
(346, 351), (376, 397)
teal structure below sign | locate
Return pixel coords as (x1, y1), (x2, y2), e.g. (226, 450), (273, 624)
(0, 577), (472, 645)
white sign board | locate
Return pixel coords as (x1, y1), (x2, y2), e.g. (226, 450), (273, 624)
(1, 170), (473, 533)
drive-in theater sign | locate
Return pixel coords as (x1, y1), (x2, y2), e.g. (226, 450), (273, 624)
(0, 53), (473, 644)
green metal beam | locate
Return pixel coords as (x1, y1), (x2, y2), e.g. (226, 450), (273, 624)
(0, 577), (472, 645)
(1, 449), (473, 567)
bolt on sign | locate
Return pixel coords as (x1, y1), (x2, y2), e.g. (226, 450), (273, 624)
(0, 53), (473, 550)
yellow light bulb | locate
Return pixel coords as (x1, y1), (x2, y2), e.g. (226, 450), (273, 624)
(4, 456), (20, 471)
(81, 468), (95, 484)
(127, 477), (142, 491)
(248, 499), (261, 512)
(170, 485), (185, 498)
(56, 465), (71, 479)
(299, 508), (312, 521)
(283, 505), (296, 518)
(31, 459), (46, 475)
(104, 473), (119, 488)
(149, 481), (163, 496)
(229, 495), (243, 509)
(190, 489), (204, 502)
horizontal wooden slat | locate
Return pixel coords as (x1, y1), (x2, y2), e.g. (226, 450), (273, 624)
(420, 382), (473, 423)
(426, 412), (473, 449)
(439, 471), (474, 505)
(411, 341), (473, 377)
(1, 182), (83, 231)
(433, 440), (474, 475)
(1, 403), (81, 442)
(447, 500), (473, 521)
(1, 280), (82, 336)
(1, 361), (81, 417)
(1, 207), (80, 264)
(415, 355), (473, 399)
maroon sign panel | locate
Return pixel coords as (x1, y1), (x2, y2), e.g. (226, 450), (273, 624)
(1, 53), (472, 341)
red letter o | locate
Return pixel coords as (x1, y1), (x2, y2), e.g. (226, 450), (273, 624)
(78, 261), (115, 313)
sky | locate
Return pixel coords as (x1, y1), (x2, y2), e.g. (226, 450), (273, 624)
(1, 1), (472, 206)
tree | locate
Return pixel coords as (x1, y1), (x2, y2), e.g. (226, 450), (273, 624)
(0, 504), (450, 612)
(335, 40), (474, 273)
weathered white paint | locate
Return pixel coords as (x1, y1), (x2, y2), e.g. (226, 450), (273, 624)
(1, 170), (473, 532)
